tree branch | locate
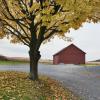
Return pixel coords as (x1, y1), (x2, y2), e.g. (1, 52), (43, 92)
(29, 0), (33, 7)
(44, 29), (58, 40)
(18, 0), (29, 16)
(1, 10), (30, 41)
(1, 19), (30, 44)
(16, 20), (31, 41)
(5, 27), (29, 46)
(2, 10), (29, 29)
(3, 0), (15, 19)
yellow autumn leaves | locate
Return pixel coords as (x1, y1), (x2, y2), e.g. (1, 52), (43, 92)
(0, 71), (79, 100)
(0, 0), (100, 44)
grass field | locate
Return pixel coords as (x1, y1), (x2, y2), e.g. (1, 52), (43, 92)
(0, 60), (28, 65)
(81, 62), (100, 67)
(0, 71), (80, 100)
(0, 60), (53, 65)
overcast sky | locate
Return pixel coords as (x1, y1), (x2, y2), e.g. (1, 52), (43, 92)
(0, 22), (100, 61)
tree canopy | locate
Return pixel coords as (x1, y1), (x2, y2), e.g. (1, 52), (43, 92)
(0, 0), (99, 46)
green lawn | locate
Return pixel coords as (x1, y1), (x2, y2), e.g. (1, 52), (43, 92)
(81, 64), (100, 67)
(0, 71), (80, 100)
(0, 60), (28, 65)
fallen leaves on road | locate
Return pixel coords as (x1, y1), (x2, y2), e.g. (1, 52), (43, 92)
(0, 71), (80, 100)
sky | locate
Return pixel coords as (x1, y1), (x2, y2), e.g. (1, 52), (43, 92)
(0, 22), (100, 61)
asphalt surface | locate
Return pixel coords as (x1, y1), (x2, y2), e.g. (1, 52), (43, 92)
(0, 64), (100, 100)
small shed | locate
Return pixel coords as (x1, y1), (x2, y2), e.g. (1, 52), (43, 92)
(53, 44), (86, 64)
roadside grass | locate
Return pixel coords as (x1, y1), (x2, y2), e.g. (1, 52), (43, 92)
(0, 60), (53, 65)
(80, 64), (100, 67)
(39, 60), (53, 65)
(0, 60), (28, 65)
(0, 71), (80, 100)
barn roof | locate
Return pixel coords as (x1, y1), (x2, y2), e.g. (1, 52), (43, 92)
(53, 44), (86, 56)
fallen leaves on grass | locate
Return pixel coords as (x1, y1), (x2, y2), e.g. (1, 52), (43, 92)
(0, 71), (80, 100)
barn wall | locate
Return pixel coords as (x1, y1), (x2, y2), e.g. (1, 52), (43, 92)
(53, 55), (59, 64)
(53, 45), (85, 64)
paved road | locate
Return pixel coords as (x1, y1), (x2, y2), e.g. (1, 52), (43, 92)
(0, 64), (100, 100)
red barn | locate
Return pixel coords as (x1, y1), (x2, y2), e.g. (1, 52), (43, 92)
(53, 44), (86, 64)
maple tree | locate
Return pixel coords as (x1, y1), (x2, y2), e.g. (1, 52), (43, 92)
(0, 0), (100, 80)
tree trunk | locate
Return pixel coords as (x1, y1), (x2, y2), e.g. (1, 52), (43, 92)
(29, 47), (41, 80)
